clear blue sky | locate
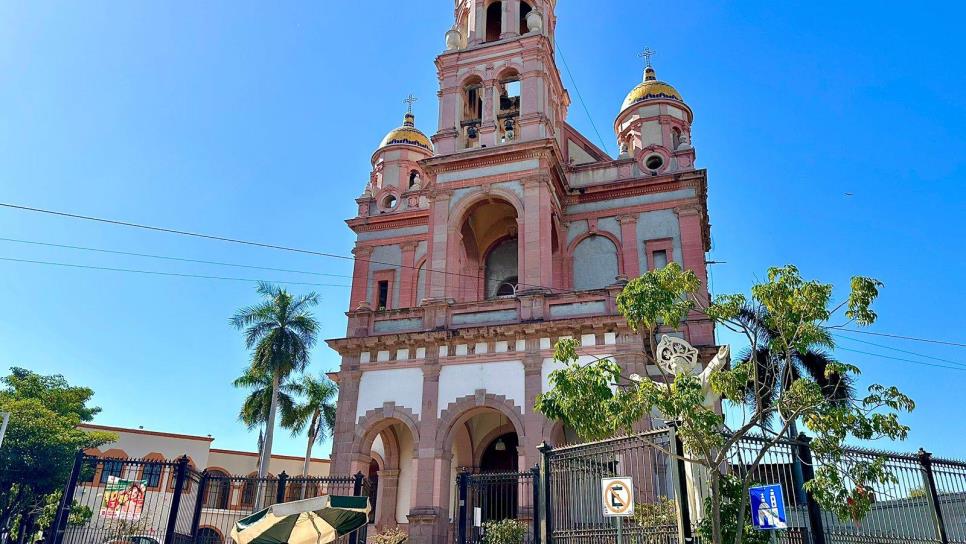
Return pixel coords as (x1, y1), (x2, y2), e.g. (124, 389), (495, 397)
(1, 1), (964, 460)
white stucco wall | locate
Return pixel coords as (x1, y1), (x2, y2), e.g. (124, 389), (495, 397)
(542, 355), (613, 393)
(356, 368), (424, 420)
(437, 361), (525, 416)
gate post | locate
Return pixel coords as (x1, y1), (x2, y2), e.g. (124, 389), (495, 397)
(918, 449), (950, 544)
(349, 472), (365, 544)
(190, 470), (209, 539)
(164, 456), (189, 544)
(457, 470), (469, 544)
(276, 471), (289, 504)
(796, 434), (827, 544)
(667, 424), (692, 544)
(537, 442), (553, 544)
(51, 450), (84, 544)
(530, 465), (541, 544)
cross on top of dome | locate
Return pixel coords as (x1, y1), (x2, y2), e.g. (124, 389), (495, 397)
(639, 47), (656, 69)
(404, 94), (418, 114)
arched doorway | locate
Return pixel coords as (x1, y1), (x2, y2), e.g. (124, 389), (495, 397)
(456, 198), (519, 301)
(196, 527), (222, 544)
(480, 433), (519, 473)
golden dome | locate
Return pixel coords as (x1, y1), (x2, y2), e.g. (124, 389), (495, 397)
(621, 67), (684, 111)
(379, 112), (434, 152)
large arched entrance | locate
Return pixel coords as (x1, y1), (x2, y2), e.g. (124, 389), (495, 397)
(352, 409), (419, 531)
(455, 198), (520, 301)
(438, 399), (527, 531)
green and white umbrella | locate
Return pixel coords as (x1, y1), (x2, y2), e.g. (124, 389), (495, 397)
(231, 495), (371, 544)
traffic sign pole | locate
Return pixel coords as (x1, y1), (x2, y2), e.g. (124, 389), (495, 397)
(616, 515), (623, 544)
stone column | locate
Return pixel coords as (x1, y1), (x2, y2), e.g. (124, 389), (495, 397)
(479, 80), (499, 147)
(349, 246), (372, 310)
(521, 176), (553, 291)
(675, 206), (714, 346)
(522, 352), (547, 468)
(331, 366), (362, 474)
(408, 354), (447, 544)
(377, 468), (401, 528)
(400, 241), (418, 308)
(618, 214), (641, 278)
(502, 0), (521, 38)
(427, 192), (452, 300)
(471, 0), (486, 45)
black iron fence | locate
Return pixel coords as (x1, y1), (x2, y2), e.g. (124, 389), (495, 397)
(531, 429), (966, 544)
(456, 468), (540, 544)
(51, 454), (372, 544)
(542, 429), (679, 544)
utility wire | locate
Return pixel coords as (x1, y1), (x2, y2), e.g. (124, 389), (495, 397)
(0, 202), (567, 294)
(836, 327), (966, 349)
(0, 237), (354, 279)
(836, 347), (966, 373)
(556, 45), (612, 157)
(833, 333), (966, 369)
(0, 257), (351, 288)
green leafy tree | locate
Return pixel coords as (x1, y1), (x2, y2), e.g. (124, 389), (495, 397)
(231, 282), (320, 494)
(289, 373), (338, 478)
(0, 368), (114, 540)
(536, 264), (914, 544)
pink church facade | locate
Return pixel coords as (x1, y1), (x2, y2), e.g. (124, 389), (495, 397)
(326, 1), (715, 542)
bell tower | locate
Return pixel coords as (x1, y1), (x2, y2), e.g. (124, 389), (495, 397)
(433, 0), (569, 154)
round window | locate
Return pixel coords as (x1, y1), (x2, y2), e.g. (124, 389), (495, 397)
(382, 194), (398, 210)
(645, 154), (665, 171)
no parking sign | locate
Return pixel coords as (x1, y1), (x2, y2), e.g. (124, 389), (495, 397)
(601, 477), (634, 517)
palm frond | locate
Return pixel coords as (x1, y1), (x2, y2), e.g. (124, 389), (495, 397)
(794, 349), (854, 405)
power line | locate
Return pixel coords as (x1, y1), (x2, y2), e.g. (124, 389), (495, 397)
(833, 333), (966, 370)
(0, 256), (351, 288)
(0, 237), (353, 279)
(836, 347), (966, 373)
(836, 327), (966, 349)
(0, 202), (569, 294)
(556, 45), (612, 157)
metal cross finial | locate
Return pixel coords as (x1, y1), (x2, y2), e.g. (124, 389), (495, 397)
(404, 94), (418, 113)
(639, 47), (656, 68)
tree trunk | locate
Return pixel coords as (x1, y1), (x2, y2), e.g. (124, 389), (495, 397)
(255, 373), (280, 509)
(710, 472), (723, 544)
(302, 411), (320, 478)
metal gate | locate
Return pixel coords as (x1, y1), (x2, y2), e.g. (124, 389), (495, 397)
(456, 468), (540, 544)
(542, 429), (680, 544)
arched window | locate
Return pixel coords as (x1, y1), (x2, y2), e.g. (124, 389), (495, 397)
(485, 2), (503, 42)
(573, 235), (619, 290)
(462, 76), (484, 149)
(485, 238), (519, 299)
(672, 127), (682, 150)
(197, 528), (222, 544)
(203, 471), (231, 510)
(240, 474), (258, 507)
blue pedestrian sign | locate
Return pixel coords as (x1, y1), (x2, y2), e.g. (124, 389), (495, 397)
(749, 484), (788, 530)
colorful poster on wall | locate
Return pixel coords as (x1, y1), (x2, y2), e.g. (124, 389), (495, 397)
(100, 477), (148, 521)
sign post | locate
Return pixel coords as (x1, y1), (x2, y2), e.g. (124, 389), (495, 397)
(602, 478), (634, 544)
(0, 412), (9, 449)
(749, 483), (788, 538)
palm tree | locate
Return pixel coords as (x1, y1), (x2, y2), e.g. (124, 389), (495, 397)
(231, 282), (320, 486)
(737, 306), (855, 430)
(289, 373), (339, 478)
(232, 365), (300, 468)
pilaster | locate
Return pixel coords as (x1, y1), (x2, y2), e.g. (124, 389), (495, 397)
(618, 214), (641, 278)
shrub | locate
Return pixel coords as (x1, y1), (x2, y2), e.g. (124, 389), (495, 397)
(482, 519), (528, 544)
(369, 527), (408, 544)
